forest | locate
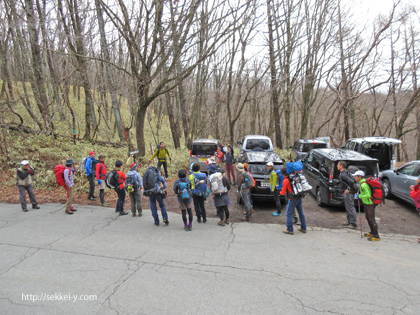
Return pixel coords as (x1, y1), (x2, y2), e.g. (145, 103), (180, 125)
(0, 0), (419, 162)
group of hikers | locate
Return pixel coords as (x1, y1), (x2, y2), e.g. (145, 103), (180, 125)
(15, 141), (420, 241)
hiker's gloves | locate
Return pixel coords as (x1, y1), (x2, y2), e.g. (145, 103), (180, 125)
(98, 179), (102, 185)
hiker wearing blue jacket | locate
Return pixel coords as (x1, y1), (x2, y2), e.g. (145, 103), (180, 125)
(148, 169), (168, 226)
(126, 163), (143, 217)
(174, 169), (193, 231)
(190, 163), (207, 223)
(85, 151), (97, 200)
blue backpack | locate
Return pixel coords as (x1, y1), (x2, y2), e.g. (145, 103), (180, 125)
(286, 161), (303, 174)
(178, 179), (191, 202)
(192, 173), (207, 196)
(275, 169), (284, 190)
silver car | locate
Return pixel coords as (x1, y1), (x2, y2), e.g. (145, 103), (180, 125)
(381, 161), (420, 207)
(189, 139), (220, 173)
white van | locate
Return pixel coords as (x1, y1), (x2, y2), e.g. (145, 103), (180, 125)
(342, 137), (402, 171)
(238, 135), (274, 157)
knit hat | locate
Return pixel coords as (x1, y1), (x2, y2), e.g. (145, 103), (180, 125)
(98, 155), (106, 159)
(130, 163), (137, 171)
(65, 159), (75, 166)
(20, 160), (29, 165)
(236, 163), (245, 172)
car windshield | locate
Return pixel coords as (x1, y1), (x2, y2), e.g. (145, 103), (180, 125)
(248, 164), (283, 175)
(245, 139), (270, 150)
(191, 144), (217, 156)
(301, 143), (327, 152)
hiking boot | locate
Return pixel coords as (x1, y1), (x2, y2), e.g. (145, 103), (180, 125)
(22, 208), (28, 212)
(346, 225), (357, 230)
(119, 211), (129, 216)
(163, 219), (169, 225)
(293, 218), (299, 224)
(364, 232), (373, 237)
(65, 209), (73, 215)
(101, 202), (109, 207)
(132, 212), (136, 217)
(298, 228), (306, 233)
(88, 197), (95, 201)
(241, 217), (250, 221)
(197, 217), (202, 223)
(341, 222), (350, 226)
(70, 206), (77, 211)
(273, 211), (281, 216)
(138, 211), (143, 217)
(203, 218), (207, 223)
(32, 205), (40, 209)
(283, 229), (294, 235)
(184, 226), (188, 231)
(92, 195), (98, 198)
(224, 219), (230, 225)
(218, 220), (225, 226)
(154, 223), (160, 226)
(368, 236), (381, 241)
(188, 225), (192, 231)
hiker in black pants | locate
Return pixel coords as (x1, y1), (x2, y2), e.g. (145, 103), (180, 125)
(190, 163), (207, 223)
(85, 151), (97, 200)
(337, 161), (358, 229)
(150, 142), (171, 178)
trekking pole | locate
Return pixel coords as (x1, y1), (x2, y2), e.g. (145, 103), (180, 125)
(358, 198), (362, 238)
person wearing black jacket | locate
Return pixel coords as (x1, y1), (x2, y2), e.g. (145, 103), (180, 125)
(16, 160), (40, 212)
(337, 161), (357, 229)
(225, 145), (235, 185)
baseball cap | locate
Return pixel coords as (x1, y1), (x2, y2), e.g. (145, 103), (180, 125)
(21, 160), (29, 165)
(115, 160), (123, 167)
(98, 155), (106, 159)
(266, 162), (274, 167)
(353, 170), (365, 177)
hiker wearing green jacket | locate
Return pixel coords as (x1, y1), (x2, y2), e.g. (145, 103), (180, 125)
(150, 142), (171, 178)
(267, 162), (282, 216)
(354, 170), (380, 241)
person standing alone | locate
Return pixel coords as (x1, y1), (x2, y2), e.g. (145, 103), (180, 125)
(16, 160), (40, 212)
(337, 161), (358, 229)
(150, 142), (171, 178)
(63, 159), (77, 215)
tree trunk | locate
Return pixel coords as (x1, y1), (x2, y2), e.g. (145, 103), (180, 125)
(165, 92), (180, 148)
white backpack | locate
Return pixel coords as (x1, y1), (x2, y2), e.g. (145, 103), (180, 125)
(209, 172), (228, 195)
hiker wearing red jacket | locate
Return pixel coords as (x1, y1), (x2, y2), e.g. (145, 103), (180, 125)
(280, 168), (307, 235)
(410, 176), (420, 214)
(96, 155), (108, 207)
(114, 160), (128, 216)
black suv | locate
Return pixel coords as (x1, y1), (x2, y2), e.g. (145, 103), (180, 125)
(301, 149), (379, 207)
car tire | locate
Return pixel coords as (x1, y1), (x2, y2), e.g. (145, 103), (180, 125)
(382, 178), (393, 199)
(316, 187), (326, 207)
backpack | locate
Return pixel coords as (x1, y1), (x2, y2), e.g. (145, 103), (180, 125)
(81, 157), (88, 174)
(192, 172), (207, 196)
(91, 159), (99, 177)
(289, 172), (312, 198)
(286, 161), (303, 174)
(275, 169), (284, 190)
(156, 145), (169, 159)
(366, 177), (385, 205)
(209, 172), (228, 195)
(242, 172), (255, 189)
(177, 178), (192, 202)
(105, 170), (120, 189)
(343, 166), (359, 192)
(125, 175), (136, 193)
(53, 165), (69, 187)
(143, 167), (161, 196)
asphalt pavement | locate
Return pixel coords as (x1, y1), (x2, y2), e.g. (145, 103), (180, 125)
(0, 202), (419, 315)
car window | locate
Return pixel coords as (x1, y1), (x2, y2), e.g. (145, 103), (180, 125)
(311, 154), (321, 169)
(319, 158), (331, 178)
(344, 141), (352, 149)
(191, 144), (217, 156)
(305, 152), (313, 163)
(349, 141), (357, 150)
(398, 164), (418, 176)
(301, 143), (327, 152)
(413, 166), (420, 177)
(245, 139), (270, 150)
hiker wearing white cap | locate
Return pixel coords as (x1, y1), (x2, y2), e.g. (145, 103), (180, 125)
(16, 160), (39, 212)
(354, 171), (380, 241)
(267, 162), (282, 216)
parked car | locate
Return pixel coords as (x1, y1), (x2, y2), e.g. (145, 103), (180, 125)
(301, 148), (379, 207)
(238, 135), (274, 157)
(238, 151), (284, 202)
(290, 139), (328, 161)
(381, 161), (420, 207)
(189, 139), (220, 173)
(342, 137), (401, 171)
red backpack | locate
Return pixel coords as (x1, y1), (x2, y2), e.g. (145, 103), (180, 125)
(54, 165), (70, 187)
(366, 177), (385, 205)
